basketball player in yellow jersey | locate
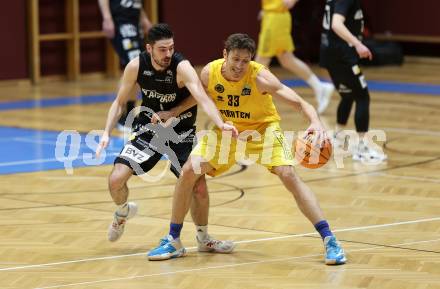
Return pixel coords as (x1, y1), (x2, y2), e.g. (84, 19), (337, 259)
(148, 33), (346, 265)
(256, 0), (334, 114)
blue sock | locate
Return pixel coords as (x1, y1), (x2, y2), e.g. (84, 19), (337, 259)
(169, 223), (183, 239)
(314, 220), (333, 240)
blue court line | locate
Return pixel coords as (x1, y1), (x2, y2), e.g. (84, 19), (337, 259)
(281, 79), (440, 96)
(0, 79), (439, 112)
(0, 126), (124, 175)
(0, 94), (116, 111)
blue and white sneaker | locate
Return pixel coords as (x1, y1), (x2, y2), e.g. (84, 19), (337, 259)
(147, 235), (186, 261)
(324, 236), (347, 265)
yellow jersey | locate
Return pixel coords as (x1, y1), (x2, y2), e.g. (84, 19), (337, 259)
(262, 0), (288, 13)
(207, 59), (281, 132)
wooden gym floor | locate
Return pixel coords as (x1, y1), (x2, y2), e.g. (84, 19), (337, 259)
(0, 59), (439, 289)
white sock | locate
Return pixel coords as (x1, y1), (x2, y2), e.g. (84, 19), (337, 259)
(116, 202), (129, 217)
(196, 225), (208, 241)
(306, 74), (323, 97)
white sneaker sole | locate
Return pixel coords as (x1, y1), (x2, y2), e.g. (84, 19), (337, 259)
(197, 243), (235, 253)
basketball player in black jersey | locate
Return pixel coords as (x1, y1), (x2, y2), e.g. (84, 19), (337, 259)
(98, 0), (152, 131)
(320, 0), (386, 163)
(96, 23), (238, 253)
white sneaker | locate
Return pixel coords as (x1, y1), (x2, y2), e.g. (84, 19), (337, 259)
(107, 202), (138, 242)
(197, 235), (235, 253)
(353, 143), (387, 164)
(317, 83), (334, 114)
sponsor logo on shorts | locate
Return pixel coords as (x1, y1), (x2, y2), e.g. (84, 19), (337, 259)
(359, 75), (367, 89)
(338, 83), (352, 93)
(120, 144), (151, 163)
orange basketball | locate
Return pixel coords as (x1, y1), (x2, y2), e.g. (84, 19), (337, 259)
(294, 134), (332, 169)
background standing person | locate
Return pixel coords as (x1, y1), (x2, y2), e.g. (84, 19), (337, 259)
(320, 0), (387, 163)
(255, 0), (334, 114)
(98, 0), (152, 131)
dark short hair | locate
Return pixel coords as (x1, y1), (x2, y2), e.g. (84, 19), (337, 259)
(147, 23), (174, 44)
(224, 33), (256, 56)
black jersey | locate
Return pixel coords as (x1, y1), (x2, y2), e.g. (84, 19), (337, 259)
(134, 51), (197, 133)
(321, 0), (364, 49)
(110, 0), (142, 23)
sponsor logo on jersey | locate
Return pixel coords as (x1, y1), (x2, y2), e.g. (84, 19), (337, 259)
(178, 111), (193, 120)
(166, 70), (173, 76)
(143, 70), (154, 76)
(154, 76), (173, 84)
(241, 84), (251, 96)
(215, 84), (225, 93)
(141, 89), (177, 103)
(219, 109), (251, 119)
(120, 0), (142, 9)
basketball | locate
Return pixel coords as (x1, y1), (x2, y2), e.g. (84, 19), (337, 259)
(294, 133), (332, 169)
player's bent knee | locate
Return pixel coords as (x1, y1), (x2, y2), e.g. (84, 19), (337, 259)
(108, 171), (127, 193)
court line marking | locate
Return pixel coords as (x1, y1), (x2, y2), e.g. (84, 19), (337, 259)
(32, 237), (440, 289)
(375, 172), (440, 184)
(1, 215), (439, 273)
(0, 153), (120, 167)
(382, 127), (440, 137)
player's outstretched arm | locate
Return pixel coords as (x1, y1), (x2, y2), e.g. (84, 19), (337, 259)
(96, 58), (139, 157)
(177, 61), (238, 136)
(256, 68), (327, 143)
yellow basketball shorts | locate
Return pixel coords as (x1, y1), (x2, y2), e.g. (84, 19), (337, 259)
(191, 122), (295, 176)
(257, 12), (294, 57)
